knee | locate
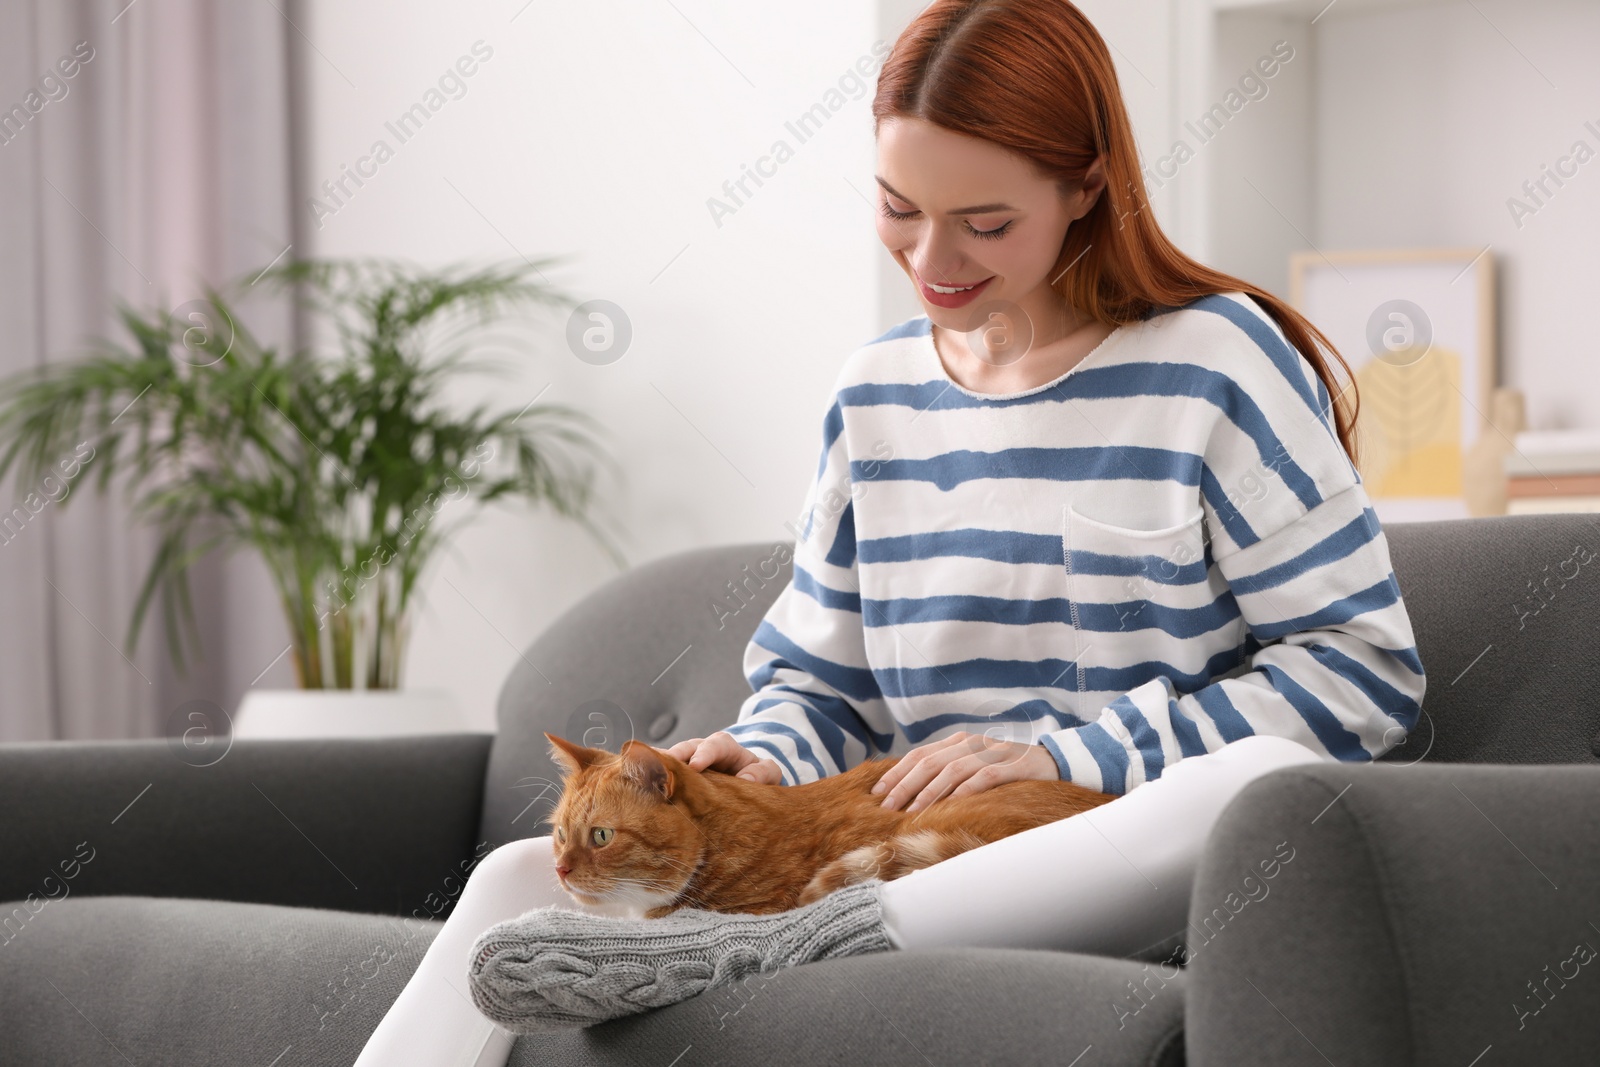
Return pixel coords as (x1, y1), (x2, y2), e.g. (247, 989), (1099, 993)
(470, 836), (556, 886)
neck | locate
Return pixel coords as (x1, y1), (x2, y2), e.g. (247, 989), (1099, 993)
(934, 306), (1115, 395)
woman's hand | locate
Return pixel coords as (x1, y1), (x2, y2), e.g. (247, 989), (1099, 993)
(655, 731), (784, 785)
(870, 731), (1060, 813)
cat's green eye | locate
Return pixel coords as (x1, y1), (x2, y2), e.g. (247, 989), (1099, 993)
(555, 826), (565, 843)
(591, 827), (614, 846)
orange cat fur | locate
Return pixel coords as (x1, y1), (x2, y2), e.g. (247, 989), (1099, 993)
(542, 732), (1113, 917)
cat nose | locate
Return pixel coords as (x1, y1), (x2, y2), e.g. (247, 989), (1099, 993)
(555, 863), (571, 879)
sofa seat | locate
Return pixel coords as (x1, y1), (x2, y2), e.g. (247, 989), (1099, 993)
(0, 896), (441, 1067)
(507, 947), (1187, 1067)
(0, 892), (1186, 1067)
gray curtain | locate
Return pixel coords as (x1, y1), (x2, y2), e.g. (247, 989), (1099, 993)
(0, 0), (304, 740)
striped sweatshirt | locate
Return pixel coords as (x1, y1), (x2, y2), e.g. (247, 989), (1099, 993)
(724, 291), (1426, 795)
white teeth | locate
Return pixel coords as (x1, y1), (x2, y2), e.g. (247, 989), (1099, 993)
(927, 281), (979, 294)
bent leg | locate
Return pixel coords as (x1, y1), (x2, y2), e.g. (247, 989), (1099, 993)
(354, 836), (631, 1067)
(877, 734), (1325, 959)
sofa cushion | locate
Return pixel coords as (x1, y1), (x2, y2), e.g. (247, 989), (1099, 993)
(508, 946), (1186, 1067)
(483, 542), (792, 846)
(0, 892), (1185, 1067)
(1379, 514), (1600, 765)
(0, 895), (439, 1067)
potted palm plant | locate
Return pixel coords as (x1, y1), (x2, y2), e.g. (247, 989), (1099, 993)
(0, 257), (619, 736)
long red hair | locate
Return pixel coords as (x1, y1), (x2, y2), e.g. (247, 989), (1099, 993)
(874, 0), (1362, 467)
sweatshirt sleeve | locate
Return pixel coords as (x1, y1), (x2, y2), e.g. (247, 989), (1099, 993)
(1038, 320), (1427, 795)
(723, 398), (897, 785)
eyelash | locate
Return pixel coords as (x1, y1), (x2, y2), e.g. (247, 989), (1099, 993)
(879, 202), (1013, 241)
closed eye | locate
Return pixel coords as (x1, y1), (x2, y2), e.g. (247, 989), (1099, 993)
(878, 201), (1012, 240)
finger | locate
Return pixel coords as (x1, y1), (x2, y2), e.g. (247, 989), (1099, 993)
(700, 735), (749, 774)
(908, 758), (966, 809)
(707, 735), (745, 772)
(872, 753), (916, 802)
(718, 733), (752, 762)
(737, 759), (781, 785)
(700, 735), (742, 767)
(940, 757), (1013, 804)
(876, 739), (960, 796)
(868, 754), (902, 794)
(906, 758), (973, 813)
(870, 732), (969, 796)
(880, 749), (955, 811)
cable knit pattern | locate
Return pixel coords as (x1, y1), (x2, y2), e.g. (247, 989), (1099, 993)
(467, 878), (894, 1031)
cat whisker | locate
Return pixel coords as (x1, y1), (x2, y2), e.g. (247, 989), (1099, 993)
(607, 875), (674, 891)
(641, 855), (706, 885)
(650, 856), (701, 877)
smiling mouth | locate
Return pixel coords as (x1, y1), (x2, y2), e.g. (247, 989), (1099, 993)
(914, 267), (995, 295)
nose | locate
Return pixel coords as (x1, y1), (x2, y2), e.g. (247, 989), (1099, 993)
(555, 863), (571, 879)
(913, 258), (963, 290)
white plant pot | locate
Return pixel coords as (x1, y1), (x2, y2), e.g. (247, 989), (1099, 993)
(232, 689), (482, 740)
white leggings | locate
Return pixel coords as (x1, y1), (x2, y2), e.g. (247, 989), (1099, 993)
(353, 733), (1323, 1067)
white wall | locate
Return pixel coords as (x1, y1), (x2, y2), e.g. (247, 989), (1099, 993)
(300, 0), (883, 727)
(1203, 8), (1317, 298)
(1200, 0), (1600, 434)
(295, 0), (1191, 728)
(1314, 0), (1600, 433)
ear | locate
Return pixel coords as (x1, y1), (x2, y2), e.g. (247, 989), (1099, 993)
(545, 732), (601, 779)
(619, 739), (675, 801)
(1067, 154), (1108, 220)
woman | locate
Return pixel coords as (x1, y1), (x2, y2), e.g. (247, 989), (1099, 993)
(356, 0), (1425, 1058)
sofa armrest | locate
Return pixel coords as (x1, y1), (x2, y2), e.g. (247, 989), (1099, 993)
(1184, 761), (1600, 1067)
(0, 734), (494, 919)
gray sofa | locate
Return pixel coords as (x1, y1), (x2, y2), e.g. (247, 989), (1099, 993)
(2, 514), (1598, 1066)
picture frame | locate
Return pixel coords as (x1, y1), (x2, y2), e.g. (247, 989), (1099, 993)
(1288, 246), (1497, 522)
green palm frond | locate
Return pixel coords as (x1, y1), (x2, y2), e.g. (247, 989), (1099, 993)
(0, 258), (620, 688)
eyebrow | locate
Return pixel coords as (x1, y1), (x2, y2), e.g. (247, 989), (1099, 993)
(875, 176), (1016, 215)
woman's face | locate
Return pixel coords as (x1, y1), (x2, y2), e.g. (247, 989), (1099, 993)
(874, 115), (1104, 336)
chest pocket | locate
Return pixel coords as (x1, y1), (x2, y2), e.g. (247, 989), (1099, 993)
(1062, 502), (1212, 704)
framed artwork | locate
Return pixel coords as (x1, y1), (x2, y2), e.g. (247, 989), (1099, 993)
(1288, 247), (1497, 522)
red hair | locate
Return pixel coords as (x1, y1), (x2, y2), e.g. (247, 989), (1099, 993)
(874, 0), (1362, 467)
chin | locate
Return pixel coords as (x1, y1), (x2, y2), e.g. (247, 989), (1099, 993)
(566, 882), (681, 919)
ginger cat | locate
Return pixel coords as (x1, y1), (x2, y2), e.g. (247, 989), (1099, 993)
(542, 732), (1113, 917)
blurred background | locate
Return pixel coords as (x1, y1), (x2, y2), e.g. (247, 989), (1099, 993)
(0, 0), (1595, 743)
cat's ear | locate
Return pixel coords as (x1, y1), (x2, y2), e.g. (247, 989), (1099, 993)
(619, 740), (675, 801)
(545, 732), (601, 778)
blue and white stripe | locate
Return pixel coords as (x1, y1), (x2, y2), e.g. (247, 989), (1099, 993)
(726, 291), (1426, 794)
